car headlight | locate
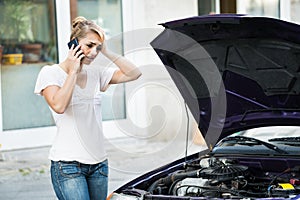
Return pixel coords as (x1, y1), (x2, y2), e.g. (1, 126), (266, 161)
(107, 192), (141, 200)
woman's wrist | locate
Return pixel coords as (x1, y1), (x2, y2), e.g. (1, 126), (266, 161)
(68, 70), (79, 76)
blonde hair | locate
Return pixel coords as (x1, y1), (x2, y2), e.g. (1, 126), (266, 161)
(70, 16), (105, 42)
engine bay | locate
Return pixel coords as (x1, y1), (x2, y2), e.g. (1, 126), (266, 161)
(142, 156), (300, 199)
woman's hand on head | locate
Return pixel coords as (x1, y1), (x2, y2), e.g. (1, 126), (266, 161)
(66, 44), (85, 74)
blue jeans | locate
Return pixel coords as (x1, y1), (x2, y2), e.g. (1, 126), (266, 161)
(50, 160), (108, 200)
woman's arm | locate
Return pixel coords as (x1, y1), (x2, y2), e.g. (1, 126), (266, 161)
(42, 72), (77, 114)
(42, 45), (84, 114)
(101, 43), (142, 84)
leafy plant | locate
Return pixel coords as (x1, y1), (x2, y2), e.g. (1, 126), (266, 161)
(0, 0), (36, 49)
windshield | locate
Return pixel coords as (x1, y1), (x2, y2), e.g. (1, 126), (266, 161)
(213, 126), (300, 156)
(238, 126), (300, 142)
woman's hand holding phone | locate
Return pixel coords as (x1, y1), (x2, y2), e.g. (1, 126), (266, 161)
(66, 39), (85, 74)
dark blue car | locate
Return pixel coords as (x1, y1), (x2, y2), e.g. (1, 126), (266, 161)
(108, 14), (300, 200)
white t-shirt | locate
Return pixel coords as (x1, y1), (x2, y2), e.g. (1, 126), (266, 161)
(34, 64), (116, 164)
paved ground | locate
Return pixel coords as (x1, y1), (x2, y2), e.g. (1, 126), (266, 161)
(0, 137), (205, 200)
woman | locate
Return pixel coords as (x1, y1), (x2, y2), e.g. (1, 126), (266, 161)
(34, 16), (141, 200)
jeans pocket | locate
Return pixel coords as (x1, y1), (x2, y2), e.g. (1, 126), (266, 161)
(59, 161), (81, 178)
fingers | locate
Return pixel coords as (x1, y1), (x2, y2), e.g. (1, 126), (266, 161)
(69, 44), (84, 60)
(78, 52), (85, 60)
(73, 45), (81, 54)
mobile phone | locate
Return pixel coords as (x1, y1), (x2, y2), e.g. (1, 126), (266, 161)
(68, 38), (83, 59)
(67, 38), (79, 49)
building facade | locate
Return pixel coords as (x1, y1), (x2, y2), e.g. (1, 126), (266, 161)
(0, 0), (299, 151)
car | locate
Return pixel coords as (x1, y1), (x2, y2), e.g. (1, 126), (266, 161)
(108, 14), (300, 200)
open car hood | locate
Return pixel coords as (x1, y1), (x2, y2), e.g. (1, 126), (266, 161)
(150, 14), (300, 147)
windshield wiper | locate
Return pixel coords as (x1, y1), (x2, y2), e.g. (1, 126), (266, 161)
(269, 137), (300, 146)
(222, 136), (288, 154)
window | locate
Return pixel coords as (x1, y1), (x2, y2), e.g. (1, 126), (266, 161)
(198, 0), (217, 15)
(291, 0), (300, 23)
(0, 0), (57, 130)
(237, 0), (280, 18)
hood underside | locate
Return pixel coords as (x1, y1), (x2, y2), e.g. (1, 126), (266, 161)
(150, 15), (300, 146)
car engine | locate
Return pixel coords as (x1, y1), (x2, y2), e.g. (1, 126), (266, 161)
(146, 157), (300, 199)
